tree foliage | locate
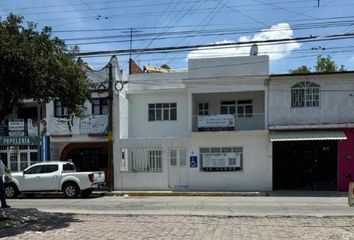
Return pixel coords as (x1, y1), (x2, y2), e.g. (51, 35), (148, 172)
(0, 14), (90, 122)
(289, 55), (346, 74)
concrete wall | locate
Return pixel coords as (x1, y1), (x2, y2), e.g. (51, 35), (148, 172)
(188, 131), (272, 191)
(127, 91), (189, 138)
(268, 74), (354, 127)
(188, 55), (269, 79)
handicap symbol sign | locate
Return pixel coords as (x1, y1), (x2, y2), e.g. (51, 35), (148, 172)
(190, 156), (198, 168)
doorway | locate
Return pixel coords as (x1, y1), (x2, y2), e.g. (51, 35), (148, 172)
(273, 141), (337, 190)
(168, 148), (188, 188)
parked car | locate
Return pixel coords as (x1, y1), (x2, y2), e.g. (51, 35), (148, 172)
(4, 161), (105, 198)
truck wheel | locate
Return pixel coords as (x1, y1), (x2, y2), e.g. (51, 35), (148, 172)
(63, 182), (79, 198)
(4, 183), (18, 198)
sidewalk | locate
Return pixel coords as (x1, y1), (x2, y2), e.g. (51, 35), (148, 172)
(100, 190), (348, 197)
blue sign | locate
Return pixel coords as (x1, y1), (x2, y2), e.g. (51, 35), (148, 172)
(190, 156), (198, 168)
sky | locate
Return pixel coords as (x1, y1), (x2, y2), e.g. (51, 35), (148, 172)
(1, 0), (354, 74)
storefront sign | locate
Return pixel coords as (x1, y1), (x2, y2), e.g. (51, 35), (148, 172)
(202, 152), (241, 168)
(198, 115), (235, 128)
(0, 136), (40, 145)
(8, 119), (25, 136)
(80, 115), (108, 134)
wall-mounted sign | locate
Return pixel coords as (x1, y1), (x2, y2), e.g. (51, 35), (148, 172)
(202, 152), (241, 168)
(80, 115), (108, 134)
(190, 156), (198, 168)
(198, 115), (235, 128)
(0, 136), (40, 146)
(8, 119), (25, 136)
(48, 117), (80, 135)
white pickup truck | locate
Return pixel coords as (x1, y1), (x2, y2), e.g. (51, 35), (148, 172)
(4, 161), (105, 198)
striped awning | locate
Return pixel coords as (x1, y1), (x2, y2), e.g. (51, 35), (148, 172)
(269, 129), (347, 142)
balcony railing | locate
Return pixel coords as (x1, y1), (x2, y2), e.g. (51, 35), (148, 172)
(192, 113), (265, 132)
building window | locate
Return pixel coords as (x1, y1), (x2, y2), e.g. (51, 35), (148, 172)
(237, 100), (253, 118)
(149, 150), (162, 171)
(291, 81), (320, 108)
(220, 101), (236, 115)
(199, 147), (243, 172)
(120, 148), (162, 172)
(148, 103), (177, 121)
(92, 98), (108, 115)
(198, 103), (209, 116)
(54, 100), (70, 118)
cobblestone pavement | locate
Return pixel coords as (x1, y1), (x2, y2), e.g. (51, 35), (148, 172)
(1, 211), (354, 240)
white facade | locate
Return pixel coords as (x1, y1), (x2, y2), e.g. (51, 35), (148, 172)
(114, 56), (272, 191)
(268, 72), (354, 129)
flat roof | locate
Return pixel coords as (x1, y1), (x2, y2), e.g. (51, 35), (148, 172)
(270, 71), (354, 78)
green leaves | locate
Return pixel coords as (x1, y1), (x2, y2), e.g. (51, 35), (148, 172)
(289, 55), (346, 74)
(0, 14), (90, 122)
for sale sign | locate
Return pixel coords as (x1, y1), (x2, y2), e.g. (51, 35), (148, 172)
(202, 152), (241, 168)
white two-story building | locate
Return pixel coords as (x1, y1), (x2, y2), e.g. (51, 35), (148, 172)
(114, 56), (272, 191)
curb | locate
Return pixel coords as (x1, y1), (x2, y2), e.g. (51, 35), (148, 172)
(101, 191), (268, 197)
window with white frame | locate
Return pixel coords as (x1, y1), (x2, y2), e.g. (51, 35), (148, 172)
(148, 103), (177, 121)
(198, 103), (209, 116)
(220, 101), (236, 115)
(291, 81), (320, 108)
(199, 147), (243, 172)
(120, 148), (162, 172)
(237, 100), (253, 118)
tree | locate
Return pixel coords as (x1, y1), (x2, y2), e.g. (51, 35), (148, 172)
(315, 55), (345, 72)
(289, 65), (311, 74)
(289, 55), (346, 74)
(0, 14), (90, 123)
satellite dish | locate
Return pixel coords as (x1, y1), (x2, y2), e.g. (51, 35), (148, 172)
(250, 44), (258, 56)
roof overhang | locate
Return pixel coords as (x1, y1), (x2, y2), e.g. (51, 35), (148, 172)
(269, 129), (347, 142)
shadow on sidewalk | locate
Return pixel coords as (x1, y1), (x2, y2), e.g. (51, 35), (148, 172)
(267, 191), (348, 197)
(0, 208), (81, 238)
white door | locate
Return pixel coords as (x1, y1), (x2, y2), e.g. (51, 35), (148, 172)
(22, 165), (43, 191)
(169, 149), (188, 188)
(40, 164), (61, 191)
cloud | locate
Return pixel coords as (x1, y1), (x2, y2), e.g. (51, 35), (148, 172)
(187, 23), (301, 61)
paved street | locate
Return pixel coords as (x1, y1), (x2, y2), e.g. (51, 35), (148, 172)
(4, 194), (354, 216)
(1, 195), (354, 239)
(1, 211), (354, 240)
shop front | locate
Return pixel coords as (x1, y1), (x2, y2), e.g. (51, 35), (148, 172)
(271, 129), (346, 191)
(0, 136), (40, 172)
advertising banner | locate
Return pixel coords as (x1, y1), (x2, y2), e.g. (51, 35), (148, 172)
(80, 115), (108, 134)
(198, 115), (235, 128)
(27, 119), (47, 136)
(202, 152), (241, 168)
(48, 117), (80, 135)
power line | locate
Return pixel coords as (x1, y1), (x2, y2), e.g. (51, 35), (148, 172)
(73, 32), (354, 57)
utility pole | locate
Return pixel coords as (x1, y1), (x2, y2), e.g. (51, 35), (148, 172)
(37, 103), (41, 162)
(122, 28), (142, 74)
(107, 63), (114, 191)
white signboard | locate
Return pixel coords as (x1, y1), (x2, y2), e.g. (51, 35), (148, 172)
(48, 117), (80, 135)
(8, 119), (25, 136)
(27, 119), (47, 136)
(202, 152), (241, 168)
(198, 115), (235, 128)
(80, 115), (108, 134)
